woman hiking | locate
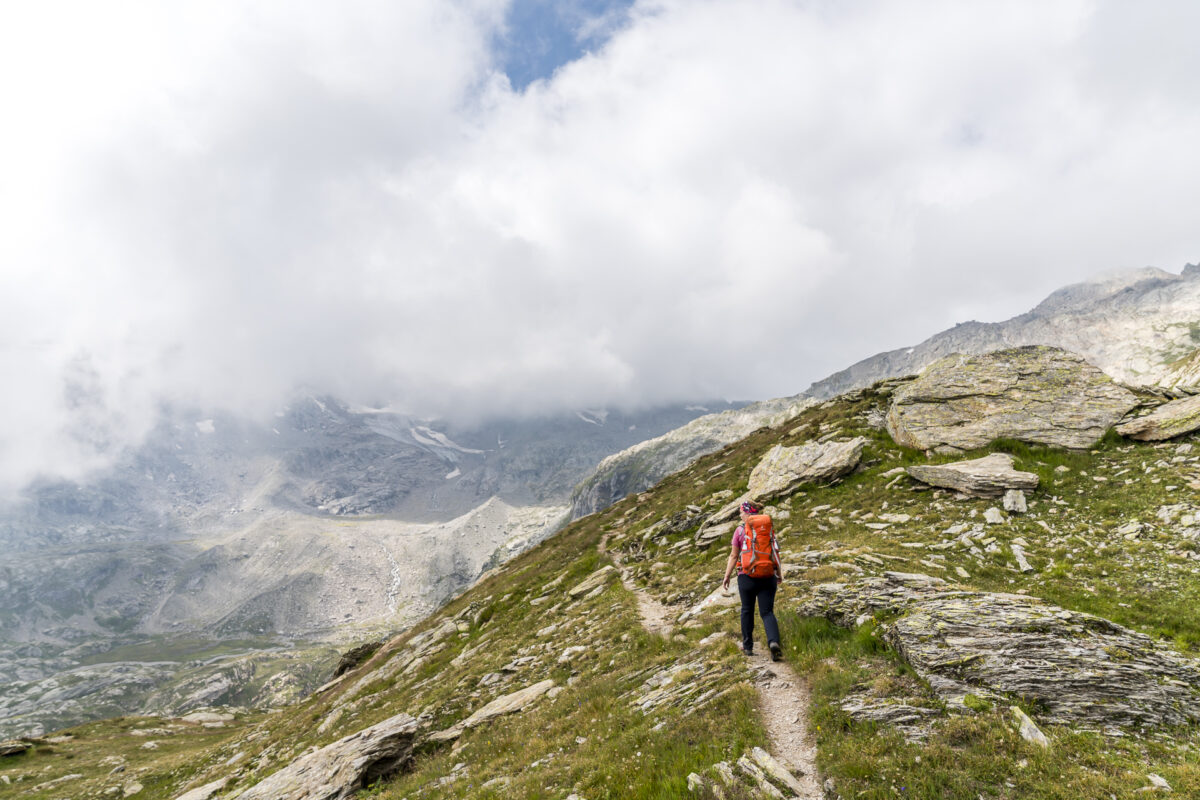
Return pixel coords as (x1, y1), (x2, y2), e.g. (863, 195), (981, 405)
(722, 500), (784, 661)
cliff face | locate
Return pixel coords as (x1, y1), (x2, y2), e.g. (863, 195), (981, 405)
(807, 265), (1200, 398)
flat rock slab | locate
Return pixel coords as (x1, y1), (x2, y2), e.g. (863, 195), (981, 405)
(801, 572), (1200, 728)
(906, 453), (1038, 498)
(0, 740), (30, 756)
(223, 712), (417, 800)
(567, 566), (615, 598)
(886, 346), (1137, 452)
(747, 438), (866, 502)
(1117, 394), (1200, 441)
(428, 679), (556, 742)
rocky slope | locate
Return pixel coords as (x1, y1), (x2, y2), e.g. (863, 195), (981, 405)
(7, 347), (1200, 798)
(807, 264), (1200, 397)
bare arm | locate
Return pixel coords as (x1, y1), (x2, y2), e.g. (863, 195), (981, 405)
(722, 543), (739, 590)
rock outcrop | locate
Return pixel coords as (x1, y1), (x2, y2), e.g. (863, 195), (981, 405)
(885, 347), (1138, 452)
(747, 438), (867, 502)
(808, 265), (1200, 398)
(223, 712), (417, 800)
(570, 396), (813, 519)
(1116, 394), (1200, 441)
(428, 679), (556, 742)
(905, 453), (1039, 498)
(801, 572), (1200, 728)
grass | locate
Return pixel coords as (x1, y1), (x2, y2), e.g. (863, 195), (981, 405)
(8, 381), (1200, 798)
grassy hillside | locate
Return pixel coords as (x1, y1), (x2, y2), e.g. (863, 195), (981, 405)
(4, 383), (1200, 799)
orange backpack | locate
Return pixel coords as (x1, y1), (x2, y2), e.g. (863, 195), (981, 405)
(739, 514), (776, 578)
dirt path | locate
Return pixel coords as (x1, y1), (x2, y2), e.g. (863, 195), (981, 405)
(599, 534), (674, 636)
(600, 534), (822, 796)
(745, 650), (824, 798)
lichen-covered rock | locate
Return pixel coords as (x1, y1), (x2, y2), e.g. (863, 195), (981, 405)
(886, 346), (1138, 452)
(1116, 394), (1200, 441)
(223, 712), (417, 800)
(906, 453), (1039, 498)
(801, 573), (1200, 728)
(747, 439), (866, 502)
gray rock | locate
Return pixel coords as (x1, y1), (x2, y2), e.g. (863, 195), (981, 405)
(885, 347), (1138, 452)
(801, 572), (1200, 728)
(1011, 706), (1049, 748)
(747, 439), (867, 502)
(1010, 544), (1035, 573)
(839, 694), (939, 742)
(428, 679), (556, 742)
(173, 778), (229, 800)
(0, 740), (30, 756)
(224, 712), (417, 800)
(1117, 394), (1200, 441)
(1002, 489), (1028, 513)
(906, 453), (1039, 498)
(567, 566), (615, 598)
(983, 507), (1005, 525)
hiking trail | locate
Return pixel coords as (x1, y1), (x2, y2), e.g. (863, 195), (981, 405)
(600, 534), (822, 797)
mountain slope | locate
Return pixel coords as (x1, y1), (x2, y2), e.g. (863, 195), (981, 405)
(808, 264), (1200, 398)
(11, 375), (1200, 798)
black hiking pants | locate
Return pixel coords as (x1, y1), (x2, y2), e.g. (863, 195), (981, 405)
(737, 573), (780, 653)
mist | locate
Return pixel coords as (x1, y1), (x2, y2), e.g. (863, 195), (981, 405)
(2, 0), (1199, 493)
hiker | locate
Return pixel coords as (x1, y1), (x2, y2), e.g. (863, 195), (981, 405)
(722, 500), (784, 661)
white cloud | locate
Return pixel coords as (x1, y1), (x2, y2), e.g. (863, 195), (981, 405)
(2, 0), (1199, 492)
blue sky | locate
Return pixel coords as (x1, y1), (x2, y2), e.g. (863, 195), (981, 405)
(496, 0), (635, 89)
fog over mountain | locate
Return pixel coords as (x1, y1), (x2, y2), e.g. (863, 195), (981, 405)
(4, 0), (1200, 496)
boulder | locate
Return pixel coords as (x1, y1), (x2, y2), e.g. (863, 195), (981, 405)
(906, 453), (1039, 498)
(885, 346), (1138, 452)
(1002, 489), (1027, 513)
(801, 573), (1200, 728)
(747, 438), (867, 502)
(428, 679), (556, 742)
(0, 740), (30, 756)
(1116, 394), (1200, 441)
(567, 566), (615, 598)
(223, 712), (417, 800)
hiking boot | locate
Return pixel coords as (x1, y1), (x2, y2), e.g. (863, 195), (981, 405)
(769, 641), (783, 662)
(742, 648), (753, 657)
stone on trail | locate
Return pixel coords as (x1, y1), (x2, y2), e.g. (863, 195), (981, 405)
(1010, 706), (1049, 749)
(885, 346), (1138, 452)
(801, 572), (1200, 729)
(223, 712), (417, 800)
(1116, 394), (1200, 441)
(567, 566), (616, 598)
(746, 438), (867, 502)
(750, 746), (808, 795)
(906, 453), (1038, 498)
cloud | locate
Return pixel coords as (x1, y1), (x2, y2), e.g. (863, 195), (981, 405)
(2, 0), (1200, 492)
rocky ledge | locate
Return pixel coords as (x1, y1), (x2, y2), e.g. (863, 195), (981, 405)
(905, 453), (1039, 498)
(886, 346), (1138, 452)
(801, 572), (1200, 729)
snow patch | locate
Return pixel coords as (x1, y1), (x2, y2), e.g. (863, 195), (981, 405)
(410, 426), (486, 454)
(685, 405), (709, 413)
(195, 419), (215, 434)
(445, 467), (461, 480)
(576, 409), (608, 425)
